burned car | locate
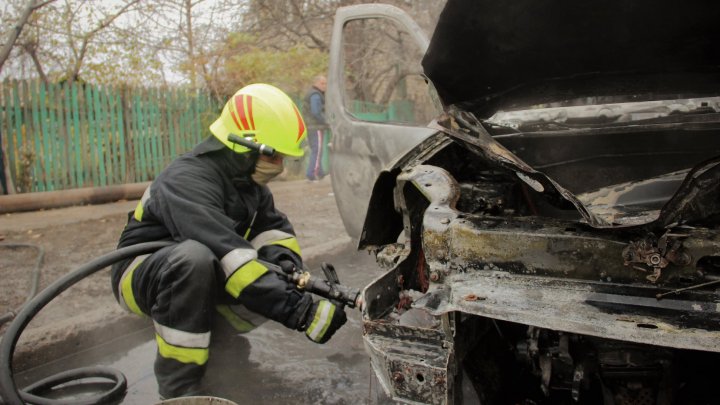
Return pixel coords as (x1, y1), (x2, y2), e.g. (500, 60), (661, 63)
(327, 1), (720, 404)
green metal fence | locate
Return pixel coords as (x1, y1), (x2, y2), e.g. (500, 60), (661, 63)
(0, 80), (219, 194)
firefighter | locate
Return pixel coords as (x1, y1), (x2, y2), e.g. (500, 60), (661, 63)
(110, 83), (347, 399)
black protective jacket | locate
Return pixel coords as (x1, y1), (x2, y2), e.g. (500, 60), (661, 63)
(115, 136), (310, 329)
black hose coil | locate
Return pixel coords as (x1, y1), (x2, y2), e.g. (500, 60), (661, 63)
(0, 241), (173, 405)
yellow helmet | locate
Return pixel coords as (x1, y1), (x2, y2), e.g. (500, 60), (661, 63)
(210, 84), (306, 157)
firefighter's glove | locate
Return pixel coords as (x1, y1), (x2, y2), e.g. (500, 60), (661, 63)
(278, 260), (297, 274)
(303, 300), (347, 344)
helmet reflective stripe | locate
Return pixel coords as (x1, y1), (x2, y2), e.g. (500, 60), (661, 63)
(231, 94), (255, 131)
(307, 300), (335, 342)
(156, 334), (209, 365)
(250, 230), (302, 256)
(292, 104), (306, 143)
(154, 321), (211, 348)
(118, 254), (150, 316)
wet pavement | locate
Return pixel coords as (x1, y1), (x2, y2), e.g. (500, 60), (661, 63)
(14, 247), (383, 405)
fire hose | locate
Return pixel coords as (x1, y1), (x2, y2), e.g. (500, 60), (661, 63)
(0, 241), (361, 405)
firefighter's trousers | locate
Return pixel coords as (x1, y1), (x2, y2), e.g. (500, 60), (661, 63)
(111, 240), (242, 398)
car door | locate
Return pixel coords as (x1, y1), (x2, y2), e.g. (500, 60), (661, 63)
(326, 4), (443, 239)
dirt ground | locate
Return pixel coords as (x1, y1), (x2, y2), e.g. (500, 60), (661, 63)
(0, 176), (351, 369)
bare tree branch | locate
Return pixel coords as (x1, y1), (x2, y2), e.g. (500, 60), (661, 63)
(21, 39), (48, 82)
(0, 0), (57, 73)
(288, 0), (328, 51)
(67, 0), (141, 83)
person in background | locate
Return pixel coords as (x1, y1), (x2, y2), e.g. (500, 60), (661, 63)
(303, 75), (329, 182)
(110, 83), (347, 399)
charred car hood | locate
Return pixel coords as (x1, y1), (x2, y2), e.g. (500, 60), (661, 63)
(423, 0), (720, 115)
(433, 112), (720, 230)
(408, 0), (720, 231)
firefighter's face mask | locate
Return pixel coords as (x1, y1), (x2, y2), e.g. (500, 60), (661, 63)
(252, 155), (284, 185)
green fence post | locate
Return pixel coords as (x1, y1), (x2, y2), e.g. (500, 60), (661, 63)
(95, 84), (109, 187)
(48, 82), (63, 189)
(70, 82), (83, 187)
(138, 90), (150, 181)
(84, 85), (96, 186)
(113, 88), (127, 184)
(11, 81), (23, 191)
(152, 88), (162, 173)
(166, 87), (177, 159)
(38, 81), (52, 190)
(29, 80), (44, 192)
(130, 89), (141, 182)
(102, 86), (115, 185)
(193, 90), (201, 144)
(106, 86), (119, 185)
(145, 88), (156, 178)
(179, 89), (189, 153)
(131, 90), (141, 181)
(62, 82), (75, 188)
(121, 87), (134, 183)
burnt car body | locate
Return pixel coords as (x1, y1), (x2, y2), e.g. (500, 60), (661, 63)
(326, 1), (720, 403)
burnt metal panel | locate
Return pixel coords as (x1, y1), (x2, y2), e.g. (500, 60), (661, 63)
(414, 273), (720, 353)
(363, 320), (454, 404)
(360, 134), (453, 249)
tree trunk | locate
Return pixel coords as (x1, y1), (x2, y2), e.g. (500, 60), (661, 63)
(0, 128), (16, 194)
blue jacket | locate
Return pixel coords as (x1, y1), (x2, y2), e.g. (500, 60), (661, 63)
(302, 86), (327, 130)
